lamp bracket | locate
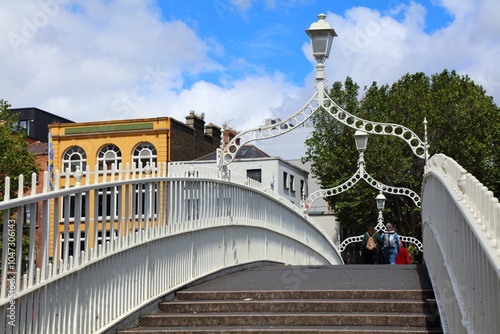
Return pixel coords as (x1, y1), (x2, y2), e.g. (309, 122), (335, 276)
(323, 94), (426, 160)
(221, 91), (320, 165)
(304, 167), (421, 210)
(338, 233), (423, 252)
(221, 87), (427, 167)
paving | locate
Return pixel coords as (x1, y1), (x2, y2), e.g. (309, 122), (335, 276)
(182, 263), (434, 293)
(117, 264), (441, 333)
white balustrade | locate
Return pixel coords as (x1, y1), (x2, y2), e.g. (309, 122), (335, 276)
(0, 162), (342, 334)
(423, 153), (500, 334)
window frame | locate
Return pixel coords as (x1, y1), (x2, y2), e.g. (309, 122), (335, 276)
(132, 142), (157, 169)
(97, 144), (122, 171)
(62, 146), (87, 173)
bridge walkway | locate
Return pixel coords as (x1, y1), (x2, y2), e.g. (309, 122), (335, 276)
(118, 264), (442, 333)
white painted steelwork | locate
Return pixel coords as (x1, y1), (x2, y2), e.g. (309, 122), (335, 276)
(0, 162), (342, 334)
(305, 167), (422, 209)
(221, 90), (428, 166)
(423, 154), (500, 334)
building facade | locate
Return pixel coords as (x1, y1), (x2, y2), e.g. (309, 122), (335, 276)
(47, 112), (222, 257)
(187, 144), (309, 207)
(8, 107), (74, 142)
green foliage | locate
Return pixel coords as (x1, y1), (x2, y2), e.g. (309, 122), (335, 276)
(0, 99), (40, 266)
(407, 244), (422, 264)
(0, 99), (40, 200)
(304, 70), (500, 238)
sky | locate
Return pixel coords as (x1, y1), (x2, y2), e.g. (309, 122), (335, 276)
(1, 0), (499, 132)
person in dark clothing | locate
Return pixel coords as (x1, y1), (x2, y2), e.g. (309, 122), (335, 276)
(360, 223), (383, 264)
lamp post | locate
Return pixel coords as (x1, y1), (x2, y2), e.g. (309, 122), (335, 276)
(305, 13), (337, 107)
(354, 130), (369, 166)
(375, 191), (386, 231)
(305, 129), (421, 211)
(212, 14), (425, 253)
(219, 14), (426, 174)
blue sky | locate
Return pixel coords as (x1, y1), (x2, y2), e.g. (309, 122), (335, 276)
(161, 0), (454, 88)
(1, 0), (499, 130)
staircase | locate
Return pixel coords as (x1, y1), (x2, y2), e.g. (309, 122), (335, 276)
(117, 264), (442, 333)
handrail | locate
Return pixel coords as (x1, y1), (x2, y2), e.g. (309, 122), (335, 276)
(0, 162), (342, 333)
(423, 153), (500, 334)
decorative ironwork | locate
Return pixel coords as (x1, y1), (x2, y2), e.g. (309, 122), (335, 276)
(304, 168), (421, 209)
(220, 87), (427, 166)
(338, 219), (424, 253)
(323, 94), (427, 160)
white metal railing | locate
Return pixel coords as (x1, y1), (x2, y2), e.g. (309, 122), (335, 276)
(0, 162), (342, 334)
(422, 154), (500, 334)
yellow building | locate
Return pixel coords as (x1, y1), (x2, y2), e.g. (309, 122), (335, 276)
(48, 113), (221, 258)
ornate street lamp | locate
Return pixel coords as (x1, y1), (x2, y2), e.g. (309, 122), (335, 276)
(375, 191), (386, 230)
(305, 14), (337, 107)
(305, 13), (337, 64)
(376, 191), (386, 212)
(304, 131), (421, 212)
(213, 13), (426, 253)
(354, 130), (368, 165)
(219, 14), (427, 174)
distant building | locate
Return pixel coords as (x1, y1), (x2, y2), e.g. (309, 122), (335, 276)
(26, 140), (49, 268)
(7, 107), (74, 143)
(47, 111), (222, 258)
(192, 144), (308, 207)
(254, 118), (339, 244)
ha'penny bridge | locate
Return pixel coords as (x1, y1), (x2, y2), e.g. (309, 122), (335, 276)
(1, 14), (499, 334)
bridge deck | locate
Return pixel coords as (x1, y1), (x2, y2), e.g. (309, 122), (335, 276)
(182, 264), (434, 293)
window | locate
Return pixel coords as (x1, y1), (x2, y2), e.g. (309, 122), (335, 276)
(60, 231), (117, 258)
(132, 142), (157, 169)
(60, 232), (85, 259)
(133, 183), (157, 216)
(63, 146), (87, 172)
(185, 199), (200, 221)
(13, 120), (29, 133)
(97, 187), (118, 217)
(97, 144), (121, 171)
(300, 180), (306, 196)
(246, 169), (262, 183)
(62, 193), (87, 219)
(283, 172), (289, 189)
(290, 175), (295, 191)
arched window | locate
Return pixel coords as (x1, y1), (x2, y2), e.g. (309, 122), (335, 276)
(97, 144), (122, 171)
(132, 142), (157, 168)
(62, 146), (87, 172)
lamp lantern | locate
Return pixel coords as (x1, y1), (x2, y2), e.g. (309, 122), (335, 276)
(354, 130), (369, 153)
(305, 13), (337, 63)
(376, 192), (386, 211)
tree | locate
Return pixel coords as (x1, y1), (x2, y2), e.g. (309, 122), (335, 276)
(303, 70), (500, 240)
(0, 99), (40, 200)
(0, 99), (40, 267)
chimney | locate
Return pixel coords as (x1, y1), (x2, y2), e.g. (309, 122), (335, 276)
(204, 123), (221, 149)
(185, 110), (205, 131)
(223, 127), (238, 146)
(205, 123), (221, 139)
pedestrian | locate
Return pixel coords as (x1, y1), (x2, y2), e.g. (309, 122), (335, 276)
(360, 223), (383, 264)
(396, 240), (411, 264)
(382, 223), (400, 265)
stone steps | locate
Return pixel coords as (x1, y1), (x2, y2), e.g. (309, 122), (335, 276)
(118, 326), (443, 333)
(116, 265), (442, 333)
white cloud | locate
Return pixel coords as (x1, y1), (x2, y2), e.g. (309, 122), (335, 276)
(436, 0), (475, 20)
(0, 0), (301, 130)
(161, 73), (300, 131)
(0, 0), (498, 137)
(320, 1), (500, 103)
